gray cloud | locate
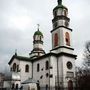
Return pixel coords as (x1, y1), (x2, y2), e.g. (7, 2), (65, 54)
(0, 0), (90, 71)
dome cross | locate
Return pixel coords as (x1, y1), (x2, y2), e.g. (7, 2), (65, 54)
(58, 0), (62, 5)
(37, 24), (40, 31)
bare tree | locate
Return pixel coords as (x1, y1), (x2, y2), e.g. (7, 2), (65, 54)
(76, 41), (90, 90)
(83, 41), (90, 68)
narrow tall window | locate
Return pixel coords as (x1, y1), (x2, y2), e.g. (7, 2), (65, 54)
(25, 64), (29, 72)
(13, 63), (16, 72)
(54, 33), (58, 47)
(16, 84), (18, 89)
(37, 63), (40, 72)
(46, 61), (49, 70)
(65, 32), (70, 46)
(33, 36), (35, 40)
(17, 65), (19, 72)
(54, 11), (57, 17)
(64, 10), (67, 16)
(40, 36), (42, 41)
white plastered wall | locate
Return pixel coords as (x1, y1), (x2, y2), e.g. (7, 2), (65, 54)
(33, 57), (50, 87)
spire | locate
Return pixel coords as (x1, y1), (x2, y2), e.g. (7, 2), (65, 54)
(58, 0), (62, 5)
(37, 24), (40, 31)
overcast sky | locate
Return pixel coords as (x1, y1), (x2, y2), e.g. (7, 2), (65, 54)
(0, 0), (90, 72)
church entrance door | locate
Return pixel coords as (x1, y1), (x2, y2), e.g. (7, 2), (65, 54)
(68, 80), (73, 90)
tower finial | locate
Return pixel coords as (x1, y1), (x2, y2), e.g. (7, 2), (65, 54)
(37, 24), (40, 31)
(15, 49), (17, 56)
(58, 0), (62, 5)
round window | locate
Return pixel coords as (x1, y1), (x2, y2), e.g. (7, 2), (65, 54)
(67, 61), (72, 69)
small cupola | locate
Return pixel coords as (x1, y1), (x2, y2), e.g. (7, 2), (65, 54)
(34, 29), (43, 37)
(29, 24), (45, 59)
(33, 24), (43, 42)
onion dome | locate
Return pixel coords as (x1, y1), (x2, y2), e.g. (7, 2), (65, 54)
(53, 4), (68, 11)
(34, 24), (43, 37)
(34, 29), (43, 37)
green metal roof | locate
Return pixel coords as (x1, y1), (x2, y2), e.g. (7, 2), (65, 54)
(53, 4), (68, 11)
(34, 30), (43, 36)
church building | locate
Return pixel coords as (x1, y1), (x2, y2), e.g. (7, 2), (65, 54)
(8, 0), (77, 90)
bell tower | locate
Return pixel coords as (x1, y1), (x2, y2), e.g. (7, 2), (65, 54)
(50, 1), (77, 89)
(51, 0), (74, 54)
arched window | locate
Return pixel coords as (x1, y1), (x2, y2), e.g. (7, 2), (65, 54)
(46, 61), (49, 70)
(65, 32), (70, 46)
(13, 63), (16, 72)
(54, 33), (58, 47)
(25, 64), (29, 72)
(16, 84), (19, 89)
(37, 63), (40, 72)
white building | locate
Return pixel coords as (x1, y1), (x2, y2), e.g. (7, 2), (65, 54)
(8, 0), (77, 90)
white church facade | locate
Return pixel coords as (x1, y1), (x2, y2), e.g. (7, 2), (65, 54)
(8, 0), (77, 90)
